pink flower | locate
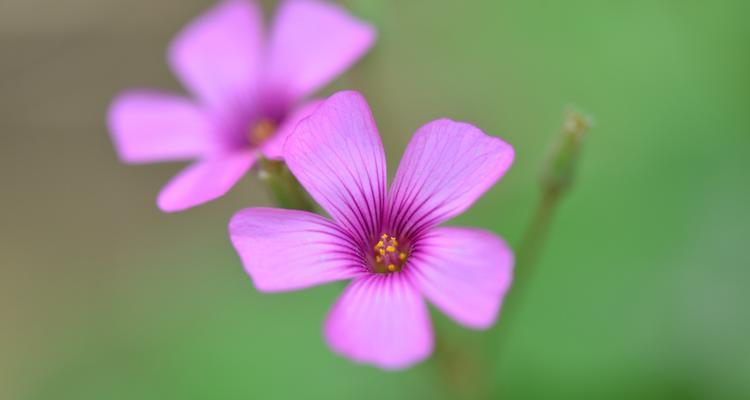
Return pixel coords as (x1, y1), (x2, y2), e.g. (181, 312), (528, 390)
(108, 0), (375, 212)
(229, 91), (515, 369)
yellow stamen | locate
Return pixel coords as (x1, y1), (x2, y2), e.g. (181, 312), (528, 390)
(372, 233), (408, 274)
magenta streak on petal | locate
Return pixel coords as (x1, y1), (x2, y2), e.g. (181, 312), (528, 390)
(284, 91), (387, 249)
(408, 227), (514, 329)
(390, 131), (475, 236)
(229, 207), (365, 292)
(324, 272), (433, 369)
(386, 119), (514, 240)
(261, 99), (323, 160)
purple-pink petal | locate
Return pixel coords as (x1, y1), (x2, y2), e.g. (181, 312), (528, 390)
(284, 91), (387, 246)
(388, 119), (514, 238)
(264, 0), (376, 103)
(157, 151), (256, 212)
(410, 227), (513, 329)
(108, 90), (216, 163)
(168, 0), (263, 111)
(324, 274), (433, 370)
(229, 208), (364, 292)
(260, 99), (323, 160)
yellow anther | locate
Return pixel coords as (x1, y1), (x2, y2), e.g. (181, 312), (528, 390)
(381, 234), (388, 239)
(391, 238), (398, 246)
(379, 248), (385, 256)
(374, 240), (383, 250)
(375, 255), (383, 263)
(387, 264), (397, 272)
(386, 245), (396, 253)
(399, 252), (407, 261)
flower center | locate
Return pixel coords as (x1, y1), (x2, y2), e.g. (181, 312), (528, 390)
(372, 233), (409, 273)
(247, 118), (276, 147)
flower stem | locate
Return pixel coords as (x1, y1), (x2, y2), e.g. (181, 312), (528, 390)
(514, 108), (591, 297)
(256, 158), (316, 212)
(484, 109), (592, 397)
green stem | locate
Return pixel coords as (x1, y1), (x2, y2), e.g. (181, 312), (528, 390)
(480, 188), (563, 398)
(484, 109), (591, 398)
(514, 186), (561, 289)
(256, 158), (316, 212)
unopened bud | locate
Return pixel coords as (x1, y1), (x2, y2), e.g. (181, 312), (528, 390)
(541, 109), (592, 194)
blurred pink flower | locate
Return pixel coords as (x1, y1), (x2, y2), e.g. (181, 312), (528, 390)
(229, 91), (515, 369)
(108, 0), (375, 211)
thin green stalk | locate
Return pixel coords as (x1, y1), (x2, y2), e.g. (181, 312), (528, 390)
(484, 109), (592, 398)
(511, 108), (591, 305)
(513, 186), (561, 293)
(256, 158), (316, 212)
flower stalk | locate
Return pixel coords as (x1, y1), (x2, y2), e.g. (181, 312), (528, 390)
(517, 109), (591, 281)
(483, 109), (591, 398)
(257, 158), (316, 212)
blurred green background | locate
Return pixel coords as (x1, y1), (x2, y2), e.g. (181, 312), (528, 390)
(2, 0), (749, 399)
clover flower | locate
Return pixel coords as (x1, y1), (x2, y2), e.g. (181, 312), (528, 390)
(108, 0), (374, 211)
(230, 91), (515, 369)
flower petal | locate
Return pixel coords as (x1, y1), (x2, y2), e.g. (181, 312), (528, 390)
(388, 119), (514, 238)
(284, 91), (387, 246)
(264, 0), (375, 102)
(169, 0), (263, 110)
(157, 151), (255, 212)
(108, 90), (216, 163)
(409, 227), (513, 329)
(229, 208), (364, 292)
(260, 99), (323, 160)
(324, 274), (432, 370)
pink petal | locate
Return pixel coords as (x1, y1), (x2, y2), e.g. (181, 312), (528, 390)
(388, 119), (514, 238)
(229, 208), (364, 292)
(108, 90), (216, 163)
(264, 0), (376, 102)
(324, 274), (433, 370)
(169, 0), (263, 110)
(157, 151), (256, 212)
(284, 91), (387, 246)
(260, 99), (323, 160)
(410, 227), (513, 329)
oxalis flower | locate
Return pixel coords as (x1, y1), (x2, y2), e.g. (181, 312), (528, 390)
(230, 91), (515, 369)
(108, 0), (375, 211)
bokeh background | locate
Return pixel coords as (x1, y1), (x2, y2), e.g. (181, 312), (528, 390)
(2, 0), (749, 399)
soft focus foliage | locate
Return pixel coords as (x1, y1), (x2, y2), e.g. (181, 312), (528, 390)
(1, 0), (749, 399)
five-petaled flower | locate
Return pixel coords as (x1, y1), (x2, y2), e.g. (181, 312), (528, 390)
(229, 91), (515, 369)
(108, 0), (375, 211)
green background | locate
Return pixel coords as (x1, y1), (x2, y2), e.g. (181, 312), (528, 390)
(2, 0), (748, 398)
